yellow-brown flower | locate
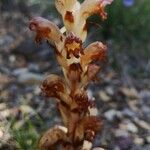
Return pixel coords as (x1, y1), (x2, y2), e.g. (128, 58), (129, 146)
(29, 17), (64, 50)
(40, 74), (66, 99)
(65, 32), (83, 59)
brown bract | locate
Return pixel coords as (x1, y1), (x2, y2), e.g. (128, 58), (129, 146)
(81, 0), (110, 20)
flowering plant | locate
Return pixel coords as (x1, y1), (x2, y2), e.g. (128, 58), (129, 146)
(29, 0), (113, 149)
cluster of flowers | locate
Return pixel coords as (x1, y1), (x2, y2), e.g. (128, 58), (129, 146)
(29, 0), (113, 150)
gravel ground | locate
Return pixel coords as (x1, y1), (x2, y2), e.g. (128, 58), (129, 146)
(0, 1), (150, 150)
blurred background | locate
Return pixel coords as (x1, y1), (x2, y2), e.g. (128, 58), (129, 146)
(0, 0), (150, 149)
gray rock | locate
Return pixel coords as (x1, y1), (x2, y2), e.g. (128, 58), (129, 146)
(104, 109), (122, 121)
(17, 72), (43, 84)
(13, 68), (43, 84)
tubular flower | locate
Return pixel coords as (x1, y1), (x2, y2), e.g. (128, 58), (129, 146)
(29, 0), (113, 149)
(56, 0), (113, 41)
(81, 42), (107, 68)
(29, 17), (65, 50)
(40, 74), (71, 105)
(40, 74), (66, 98)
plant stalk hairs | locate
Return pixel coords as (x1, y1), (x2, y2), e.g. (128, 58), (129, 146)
(29, 0), (113, 149)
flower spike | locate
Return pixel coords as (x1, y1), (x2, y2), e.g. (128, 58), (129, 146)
(29, 0), (113, 149)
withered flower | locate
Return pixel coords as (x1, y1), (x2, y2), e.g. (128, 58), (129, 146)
(73, 90), (90, 113)
(74, 116), (102, 143)
(83, 116), (102, 141)
(41, 74), (72, 105)
(41, 74), (66, 98)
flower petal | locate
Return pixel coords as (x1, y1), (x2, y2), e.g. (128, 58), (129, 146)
(71, 0), (113, 41)
(29, 17), (64, 49)
(55, 0), (80, 30)
(81, 42), (107, 68)
(40, 74), (71, 104)
(80, 0), (113, 20)
(55, 0), (80, 16)
(55, 0), (84, 42)
(64, 32), (83, 59)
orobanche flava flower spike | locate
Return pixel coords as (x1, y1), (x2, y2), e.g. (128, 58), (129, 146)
(29, 0), (113, 150)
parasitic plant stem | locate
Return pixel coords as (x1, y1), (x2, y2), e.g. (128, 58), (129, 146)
(29, 0), (113, 150)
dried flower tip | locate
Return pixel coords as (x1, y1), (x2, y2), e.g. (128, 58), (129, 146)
(40, 74), (65, 98)
(80, 0), (113, 20)
(29, 17), (64, 46)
